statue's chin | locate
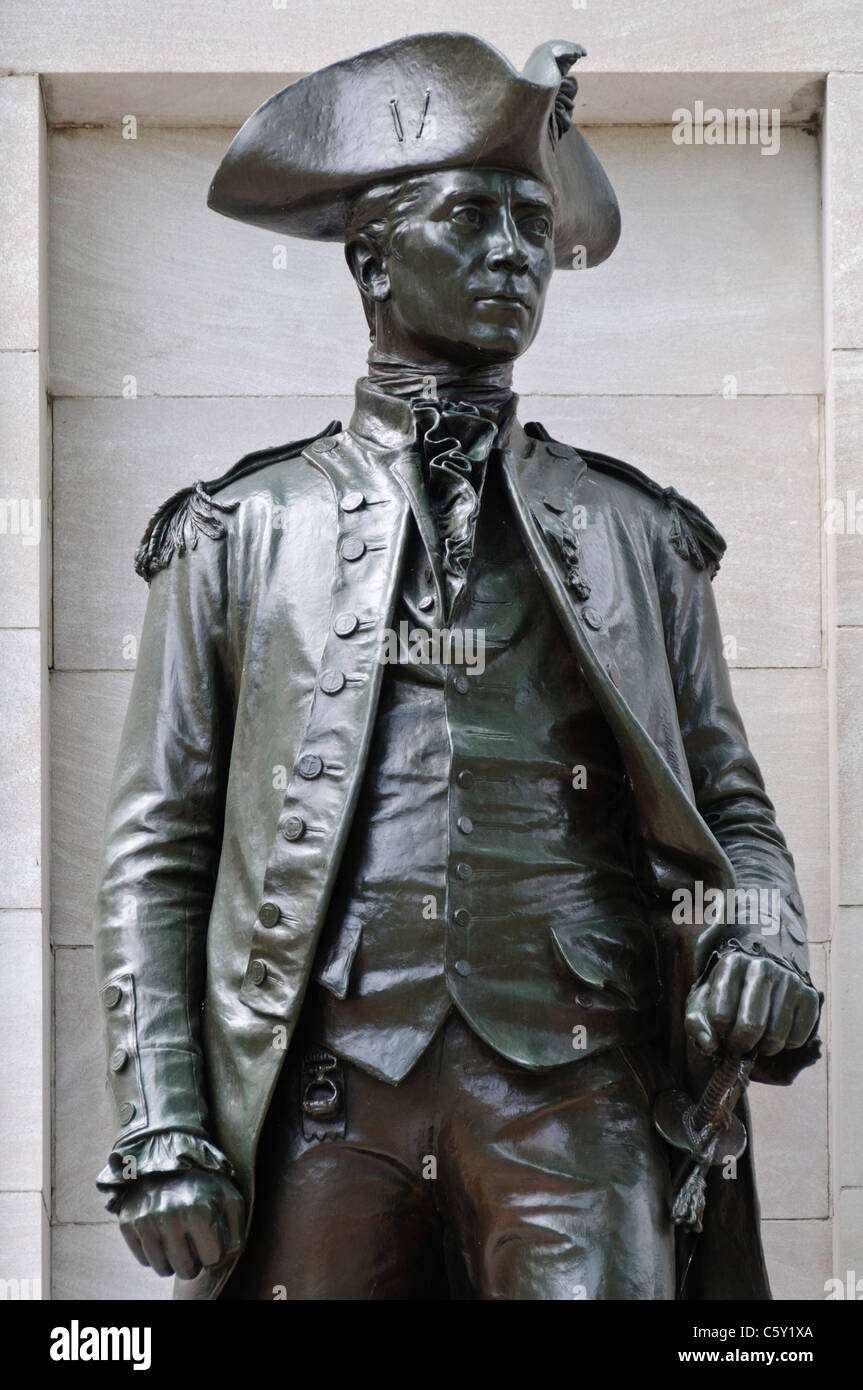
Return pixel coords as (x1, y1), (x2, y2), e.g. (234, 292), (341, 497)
(414, 331), (529, 369)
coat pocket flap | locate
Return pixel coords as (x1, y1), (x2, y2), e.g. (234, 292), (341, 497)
(312, 917), (364, 1000)
(551, 916), (660, 1007)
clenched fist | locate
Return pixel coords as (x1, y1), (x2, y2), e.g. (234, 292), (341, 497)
(118, 1170), (246, 1279)
(685, 948), (819, 1058)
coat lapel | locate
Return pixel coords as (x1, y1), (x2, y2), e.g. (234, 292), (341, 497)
(502, 423), (734, 887)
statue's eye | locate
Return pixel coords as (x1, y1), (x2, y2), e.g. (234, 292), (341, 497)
(523, 215), (552, 239)
(451, 205), (484, 227)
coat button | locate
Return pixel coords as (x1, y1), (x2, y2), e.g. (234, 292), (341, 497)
(333, 612), (359, 637)
(418, 594), (435, 612)
(457, 816), (474, 835)
(110, 1047), (129, 1072)
(340, 538), (366, 562)
(454, 960), (472, 976)
(607, 661), (621, 686)
(282, 815), (306, 842)
(456, 770), (475, 790)
(582, 607), (603, 630)
(259, 903), (280, 928)
(454, 908), (471, 928)
(340, 491), (365, 512)
(319, 669), (346, 695)
(249, 959), (268, 986)
(298, 753), (323, 779)
(118, 1102), (136, 1125)
(102, 984), (122, 1009)
(575, 992), (594, 1009)
(456, 862), (473, 881)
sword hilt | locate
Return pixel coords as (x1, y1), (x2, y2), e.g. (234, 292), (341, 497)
(692, 1052), (754, 1133)
(654, 1050), (756, 1234)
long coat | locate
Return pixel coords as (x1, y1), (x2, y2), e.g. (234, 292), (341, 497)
(93, 380), (818, 1300)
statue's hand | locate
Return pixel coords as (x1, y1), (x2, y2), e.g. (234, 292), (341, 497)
(117, 1170), (246, 1279)
(684, 949), (819, 1058)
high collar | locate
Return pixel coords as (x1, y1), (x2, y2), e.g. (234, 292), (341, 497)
(348, 376), (521, 454)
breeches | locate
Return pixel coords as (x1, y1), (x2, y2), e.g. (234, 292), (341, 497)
(222, 1011), (676, 1300)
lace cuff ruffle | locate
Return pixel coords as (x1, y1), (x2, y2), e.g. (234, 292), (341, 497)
(97, 1130), (233, 1214)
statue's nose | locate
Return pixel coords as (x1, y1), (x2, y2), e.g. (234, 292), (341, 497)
(486, 230), (530, 274)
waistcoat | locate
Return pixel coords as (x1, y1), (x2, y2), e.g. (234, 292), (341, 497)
(307, 397), (661, 1081)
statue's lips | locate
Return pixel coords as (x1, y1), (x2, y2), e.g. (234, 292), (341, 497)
(473, 293), (531, 313)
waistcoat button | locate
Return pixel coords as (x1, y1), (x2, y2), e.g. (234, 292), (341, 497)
(319, 669), (346, 695)
(110, 1047), (128, 1072)
(258, 903), (280, 928)
(340, 491), (365, 512)
(582, 607), (603, 631)
(454, 959), (472, 977)
(456, 862), (473, 880)
(283, 815), (306, 841)
(456, 770), (475, 790)
(298, 753), (323, 779)
(457, 816), (474, 835)
(453, 674), (470, 694)
(341, 538), (366, 561)
(418, 594), (435, 612)
(454, 908), (471, 928)
(333, 612), (359, 637)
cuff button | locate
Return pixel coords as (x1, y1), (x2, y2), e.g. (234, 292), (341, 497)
(249, 959), (268, 986)
(118, 1102), (136, 1126)
(102, 984), (122, 1009)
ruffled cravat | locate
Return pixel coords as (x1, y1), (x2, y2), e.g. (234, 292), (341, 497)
(410, 396), (500, 620)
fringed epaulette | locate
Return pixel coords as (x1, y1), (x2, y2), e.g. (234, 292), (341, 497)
(577, 448), (726, 579)
(134, 421), (342, 582)
(528, 427), (726, 580)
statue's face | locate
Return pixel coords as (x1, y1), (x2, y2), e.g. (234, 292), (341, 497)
(377, 168), (556, 365)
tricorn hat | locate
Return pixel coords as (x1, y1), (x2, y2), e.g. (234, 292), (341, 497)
(208, 32), (620, 268)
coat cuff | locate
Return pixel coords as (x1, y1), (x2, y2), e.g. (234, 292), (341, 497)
(96, 1130), (234, 1214)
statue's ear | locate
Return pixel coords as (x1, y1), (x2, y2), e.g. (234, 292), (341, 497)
(344, 235), (390, 305)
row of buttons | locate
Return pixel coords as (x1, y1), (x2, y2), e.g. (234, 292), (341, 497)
(102, 981), (137, 1125)
(448, 758), (477, 981)
(248, 483), (373, 982)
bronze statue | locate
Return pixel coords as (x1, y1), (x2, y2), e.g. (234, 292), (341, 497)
(93, 33), (821, 1300)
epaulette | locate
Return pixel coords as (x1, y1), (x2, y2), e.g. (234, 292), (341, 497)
(527, 425), (726, 579)
(134, 420), (342, 582)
